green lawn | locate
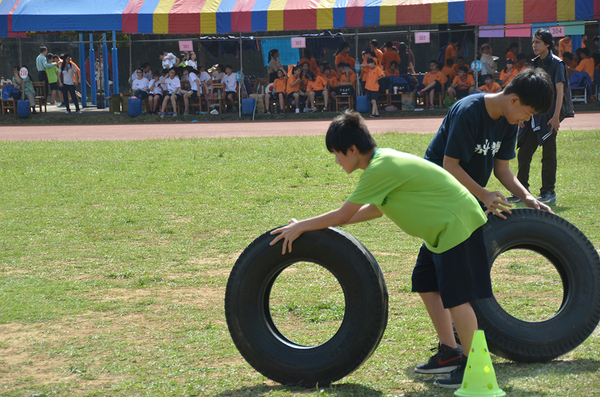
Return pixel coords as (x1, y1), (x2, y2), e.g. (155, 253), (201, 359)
(0, 130), (599, 396)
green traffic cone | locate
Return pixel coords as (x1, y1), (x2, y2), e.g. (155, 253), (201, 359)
(455, 330), (506, 397)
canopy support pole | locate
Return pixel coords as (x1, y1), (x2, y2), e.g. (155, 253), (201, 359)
(17, 36), (22, 66)
(129, 35), (132, 87)
(102, 33), (110, 107)
(355, 27), (360, 96)
(239, 33), (242, 119)
(79, 34), (87, 107)
(89, 34), (97, 106)
(474, 26), (479, 87)
(112, 31), (119, 96)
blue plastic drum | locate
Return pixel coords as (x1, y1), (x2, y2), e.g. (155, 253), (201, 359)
(128, 97), (142, 117)
(242, 98), (256, 115)
(356, 95), (370, 112)
(17, 100), (30, 118)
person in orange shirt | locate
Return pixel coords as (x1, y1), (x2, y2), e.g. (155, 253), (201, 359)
(514, 53), (528, 71)
(575, 47), (595, 82)
(385, 61), (399, 77)
(441, 58), (457, 83)
(286, 65), (303, 114)
(499, 59), (518, 88)
(419, 60), (447, 110)
(306, 71), (329, 112)
(299, 62), (311, 92)
(337, 62), (356, 96)
(505, 42), (519, 63)
(322, 66), (339, 104)
(444, 37), (459, 65)
(558, 35), (571, 59)
(300, 48), (319, 76)
(562, 52), (578, 78)
(361, 58), (385, 117)
(334, 42), (356, 72)
(370, 39), (383, 64)
(447, 66), (475, 102)
(452, 56), (473, 75)
(264, 68), (287, 114)
(380, 41), (400, 71)
(476, 74), (501, 93)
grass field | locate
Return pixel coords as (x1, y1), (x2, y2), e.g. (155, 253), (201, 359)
(1, 130), (599, 396)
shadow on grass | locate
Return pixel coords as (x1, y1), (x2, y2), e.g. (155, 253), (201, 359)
(494, 357), (600, 376)
(215, 382), (383, 397)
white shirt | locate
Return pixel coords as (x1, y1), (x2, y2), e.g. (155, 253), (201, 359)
(149, 78), (163, 95)
(132, 77), (149, 92)
(212, 71), (225, 82)
(61, 64), (75, 85)
(480, 53), (495, 74)
(162, 52), (176, 69)
(163, 75), (180, 93)
(198, 71), (211, 94)
(185, 60), (197, 69)
(188, 72), (200, 92)
(221, 73), (237, 92)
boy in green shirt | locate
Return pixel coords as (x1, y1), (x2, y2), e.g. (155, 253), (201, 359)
(270, 111), (494, 388)
(46, 54), (61, 105)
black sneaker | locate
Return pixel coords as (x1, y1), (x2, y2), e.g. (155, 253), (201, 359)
(506, 194), (522, 203)
(433, 355), (467, 388)
(537, 191), (556, 203)
(414, 344), (463, 374)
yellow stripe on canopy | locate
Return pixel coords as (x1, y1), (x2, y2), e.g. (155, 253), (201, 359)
(380, 0), (397, 26)
(557, 0), (575, 21)
(268, 0), (287, 31)
(431, 1), (448, 24)
(505, 0), (523, 24)
(201, 0), (222, 34)
(317, 0), (336, 30)
(154, 0), (177, 34)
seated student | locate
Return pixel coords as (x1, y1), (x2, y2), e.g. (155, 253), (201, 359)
(299, 62), (311, 92)
(182, 66), (201, 115)
(306, 71), (329, 112)
(499, 59), (518, 88)
(447, 66), (475, 102)
(322, 66), (339, 104)
(147, 70), (164, 115)
(132, 68), (150, 100)
(476, 74), (501, 93)
(221, 64), (238, 112)
(160, 67), (181, 118)
(317, 61), (331, 78)
(270, 110), (494, 392)
(575, 47), (595, 82)
(264, 68), (287, 114)
(419, 60), (447, 110)
(563, 52), (578, 78)
(300, 48), (319, 75)
(441, 58), (457, 82)
(361, 57), (385, 118)
(337, 62), (356, 96)
(286, 66), (303, 114)
(514, 53), (528, 71)
(381, 41), (400, 71)
(452, 56), (473, 75)
(385, 61), (400, 77)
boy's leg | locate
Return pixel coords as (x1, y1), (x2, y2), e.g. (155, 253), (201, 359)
(278, 93), (285, 112)
(264, 93), (271, 113)
(323, 89), (329, 109)
(448, 302), (477, 356)
(540, 132), (557, 197)
(183, 95), (189, 112)
(293, 93), (300, 110)
(447, 87), (456, 102)
(516, 126), (539, 192)
(418, 292), (457, 349)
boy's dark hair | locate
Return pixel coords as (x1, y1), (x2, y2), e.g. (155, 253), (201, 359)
(385, 41), (393, 49)
(153, 70), (160, 77)
(225, 64), (233, 70)
(517, 53), (527, 61)
(562, 52), (573, 62)
(446, 58), (455, 66)
(161, 68), (169, 75)
(370, 39), (378, 47)
(326, 110), (377, 154)
(389, 60), (398, 68)
(456, 55), (465, 61)
(503, 68), (554, 114)
(533, 29), (554, 51)
(458, 66), (468, 73)
(141, 62), (150, 69)
(506, 58), (515, 64)
(40, 46), (47, 53)
(366, 58), (375, 64)
(580, 47), (590, 57)
(484, 74), (493, 81)
(159, 49), (167, 56)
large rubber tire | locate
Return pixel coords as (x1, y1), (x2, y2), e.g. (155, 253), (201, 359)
(475, 208), (600, 362)
(225, 227), (388, 387)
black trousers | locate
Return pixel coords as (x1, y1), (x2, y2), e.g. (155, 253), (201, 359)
(61, 84), (80, 112)
(37, 70), (48, 100)
(516, 123), (557, 195)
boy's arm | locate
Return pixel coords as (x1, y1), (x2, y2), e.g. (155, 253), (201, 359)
(270, 201), (371, 254)
(442, 155), (512, 219)
(548, 82), (564, 134)
(493, 159), (553, 213)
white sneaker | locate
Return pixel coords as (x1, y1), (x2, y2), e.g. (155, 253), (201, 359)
(160, 112), (165, 118)
(295, 108), (300, 114)
(210, 109), (219, 115)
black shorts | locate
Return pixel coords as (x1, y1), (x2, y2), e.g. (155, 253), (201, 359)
(423, 80), (442, 93)
(150, 93), (163, 100)
(456, 88), (470, 98)
(49, 82), (58, 91)
(225, 91), (236, 97)
(366, 90), (379, 101)
(187, 90), (198, 99)
(287, 92), (299, 99)
(165, 93), (182, 101)
(311, 90), (324, 97)
(411, 226), (493, 309)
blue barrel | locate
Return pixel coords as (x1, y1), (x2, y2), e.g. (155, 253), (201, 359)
(17, 100), (30, 118)
(356, 95), (370, 112)
(128, 97), (142, 117)
(242, 98), (256, 115)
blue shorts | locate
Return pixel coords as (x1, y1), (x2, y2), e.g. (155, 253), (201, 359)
(367, 90), (379, 102)
(411, 226), (493, 309)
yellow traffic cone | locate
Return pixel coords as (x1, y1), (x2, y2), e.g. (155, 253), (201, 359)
(454, 330), (506, 397)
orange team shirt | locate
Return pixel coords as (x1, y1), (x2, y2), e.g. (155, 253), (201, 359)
(381, 50), (400, 71)
(441, 66), (457, 81)
(506, 51), (517, 62)
(444, 44), (456, 64)
(558, 38), (571, 58)
(335, 52), (356, 68)
(500, 68), (518, 87)
(307, 75), (328, 92)
(372, 48), (383, 63)
(339, 71), (356, 86)
(324, 74), (339, 88)
(453, 74), (475, 90)
(423, 71), (447, 85)
(453, 64), (473, 74)
(365, 66), (384, 92)
(385, 69), (399, 77)
(576, 58), (595, 82)
(300, 57), (319, 75)
(286, 75), (301, 93)
(480, 82), (501, 93)
(273, 77), (287, 94)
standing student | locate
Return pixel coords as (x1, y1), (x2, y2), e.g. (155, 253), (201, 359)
(267, 49), (283, 83)
(57, 54), (81, 114)
(361, 58), (385, 118)
(300, 48), (319, 75)
(334, 42), (356, 72)
(509, 29), (574, 204)
(36, 46), (55, 101)
(46, 54), (60, 105)
(381, 42), (400, 71)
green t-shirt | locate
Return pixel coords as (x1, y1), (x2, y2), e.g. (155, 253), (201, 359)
(347, 148), (487, 253)
(46, 65), (59, 84)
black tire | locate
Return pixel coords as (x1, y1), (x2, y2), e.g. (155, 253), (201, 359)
(474, 208), (600, 362)
(225, 227), (388, 387)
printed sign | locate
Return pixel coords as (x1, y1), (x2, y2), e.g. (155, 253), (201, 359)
(414, 32), (430, 44)
(179, 40), (194, 52)
(471, 60), (483, 72)
(19, 67), (28, 79)
(291, 37), (306, 49)
(549, 26), (565, 37)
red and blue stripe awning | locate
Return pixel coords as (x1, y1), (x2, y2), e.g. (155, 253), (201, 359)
(1, 0), (598, 37)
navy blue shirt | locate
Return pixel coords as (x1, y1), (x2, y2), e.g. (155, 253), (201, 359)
(424, 94), (517, 187)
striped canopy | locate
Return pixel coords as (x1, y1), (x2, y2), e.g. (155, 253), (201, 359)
(1, 0), (598, 37)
